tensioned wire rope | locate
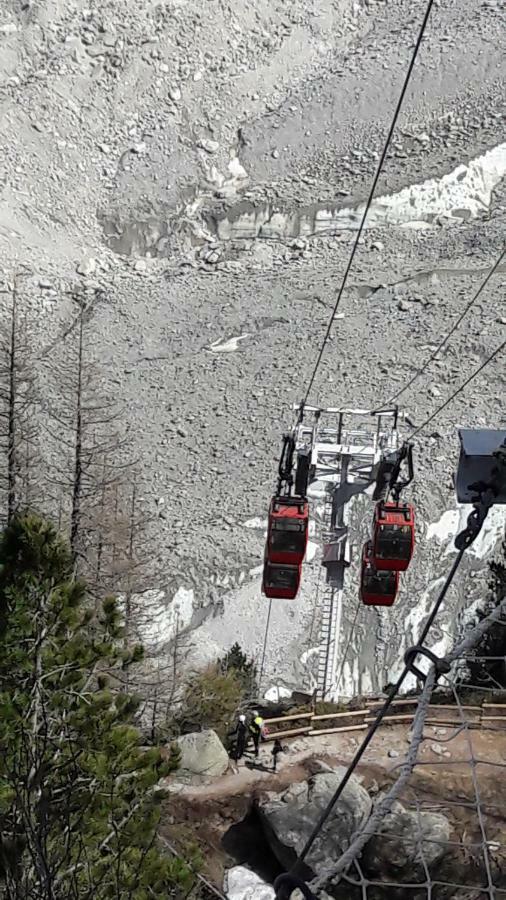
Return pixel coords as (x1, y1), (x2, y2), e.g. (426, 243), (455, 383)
(407, 337), (505, 441)
(375, 245), (505, 410)
(300, 0), (437, 410)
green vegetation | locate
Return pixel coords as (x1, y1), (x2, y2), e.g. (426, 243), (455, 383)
(174, 665), (244, 741)
(170, 643), (259, 741)
(0, 513), (196, 899)
(466, 539), (506, 688)
(218, 642), (258, 698)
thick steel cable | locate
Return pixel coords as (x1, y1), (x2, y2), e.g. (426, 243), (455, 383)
(258, 596), (273, 695)
(289, 547), (466, 875)
(408, 338), (505, 440)
(380, 245), (505, 408)
(301, 0), (436, 407)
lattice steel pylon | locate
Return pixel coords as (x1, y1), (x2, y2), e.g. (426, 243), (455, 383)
(293, 406), (400, 700)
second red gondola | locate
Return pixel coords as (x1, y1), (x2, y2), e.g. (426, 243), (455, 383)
(372, 501), (415, 572)
(360, 541), (398, 607)
(262, 559), (302, 600)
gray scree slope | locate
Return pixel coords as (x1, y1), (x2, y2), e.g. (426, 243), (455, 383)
(0, 0), (504, 693)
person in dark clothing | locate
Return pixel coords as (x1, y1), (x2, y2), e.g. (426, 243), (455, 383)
(228, 714), (248, 761)
(271, 739), (287, 772)
(249, 712), (264, 758)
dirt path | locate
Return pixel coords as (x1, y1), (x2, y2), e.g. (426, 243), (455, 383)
(166, 723), (506, 801)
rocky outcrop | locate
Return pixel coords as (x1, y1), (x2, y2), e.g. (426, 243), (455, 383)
(258, 768), (372, 873)
(175, 729), (229, 778)
(224, 866), (275, 900)
(363, 799), (452, 877)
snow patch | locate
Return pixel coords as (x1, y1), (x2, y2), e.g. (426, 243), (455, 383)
(208, 333), (251, 352)
(263, 685), (292, 702)
(335, 142), (506, 229)
(216, 144), (506, 239)
(119, 586), (194, 651)
(426, 510), (460, 544)
(427, 504), (506, 558)
(404, 576), (447, 639)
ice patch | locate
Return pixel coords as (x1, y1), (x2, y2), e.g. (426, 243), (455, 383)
(243, 516), (266, 530)
(215, 143), (506, 239)
(208, 333), (251, 352)
(118, 586), (194, 650)
(404, 576), (447, 639)
(427, 504), (506, 558)
(336, 142), (506, 229)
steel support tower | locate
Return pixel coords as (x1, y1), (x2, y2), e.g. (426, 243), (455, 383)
(293, 406), (400, 700)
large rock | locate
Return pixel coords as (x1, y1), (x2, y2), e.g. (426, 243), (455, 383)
(224, 866), (275, 900)
(363, 800), (452, 876)
(259, 768), (372, 872)
(176, 729), (229, 778)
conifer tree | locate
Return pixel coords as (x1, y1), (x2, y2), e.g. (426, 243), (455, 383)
(0, 513), (195, 900)
(218, 643), (258, 699)
(466, 539), (506, 688)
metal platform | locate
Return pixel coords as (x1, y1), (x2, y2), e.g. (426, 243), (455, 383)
(294, 406), (400, 700)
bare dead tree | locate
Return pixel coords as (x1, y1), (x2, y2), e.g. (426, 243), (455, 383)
(69, 309), (84, 557)
(40, 291), (132, 573)
(0, 273), (40, 524)
(94, 477), (197, 737)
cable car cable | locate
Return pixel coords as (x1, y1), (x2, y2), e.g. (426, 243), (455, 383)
(333, 599), (362, 696)
(258, 596), (274, 694)
(289, 545), (466, 877)
(379, 245), (505, 408)
(299, 0), (436, 412)
(407, 337), (505, 441)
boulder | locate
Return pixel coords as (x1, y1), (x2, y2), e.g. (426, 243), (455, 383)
(259, 768), (372, 873)
(363, 800), (451, 876)
(224, 866), (275, 900)
(175, 729), (229, 778)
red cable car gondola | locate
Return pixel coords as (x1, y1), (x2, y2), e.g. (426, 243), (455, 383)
(262, 559), (302, 600)
(372, 501), (415, 572)
(266, 496), (309, 566)
(360, 541), (398, 607)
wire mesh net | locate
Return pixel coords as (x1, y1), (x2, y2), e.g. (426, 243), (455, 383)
(309, 599), (506, 900)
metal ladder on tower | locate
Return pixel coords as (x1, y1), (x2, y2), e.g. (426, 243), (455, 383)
(316, 487), (338, 699)
(317, 585), (337, 699)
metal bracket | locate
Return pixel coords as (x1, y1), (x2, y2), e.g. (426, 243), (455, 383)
(404, 645), (452, 683)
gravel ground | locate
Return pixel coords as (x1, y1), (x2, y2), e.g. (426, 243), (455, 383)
(0, 0), (504, 693)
